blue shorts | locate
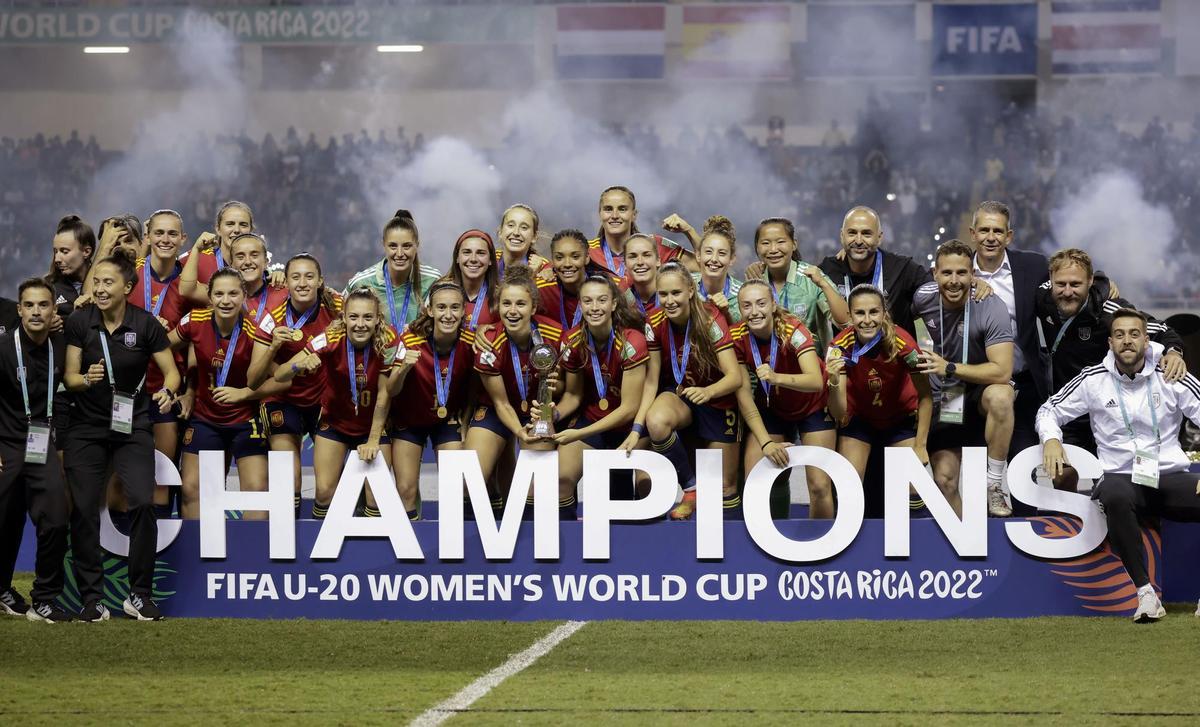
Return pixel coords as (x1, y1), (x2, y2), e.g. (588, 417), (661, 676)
(265, 401), (321, 439)
(149, 401), (181, 425)
(390, 417), (463, 448)
(573, 414), (631, 450)
(686, 402), (740, 444)
(466, 404), (531, 439)
(183, 418), (267, 460)
(761, 408), (835, 441)
(840, 413), (917, 446)
(314, 424), (390, 448)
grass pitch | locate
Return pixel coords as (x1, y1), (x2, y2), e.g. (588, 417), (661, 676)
(2, 573), (1198, 726)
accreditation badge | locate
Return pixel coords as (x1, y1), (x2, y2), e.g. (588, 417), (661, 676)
(111, 393), (134, 434)
(25, 423), (50, 464)
(938, 384), (965, 424)
(1131, 448), (1160, 488)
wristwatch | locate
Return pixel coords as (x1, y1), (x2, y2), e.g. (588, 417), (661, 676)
(945, 362), (957, 377)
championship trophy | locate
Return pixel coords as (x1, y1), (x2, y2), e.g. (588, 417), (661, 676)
(530, 340), (559, 439)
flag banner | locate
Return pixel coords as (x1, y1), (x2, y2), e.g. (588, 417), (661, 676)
(678, 4), (791, 80)
(555, 4), (666, 80)
(803, 2), (917, 78)
(1050, 0), (1162, 75)
(932, 3), (1037, 77)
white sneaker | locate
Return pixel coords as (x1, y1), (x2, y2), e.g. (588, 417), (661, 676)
(1194, 599), (1199, 617)
(1133, 588), (1166, 623)
(987, 485), (1013, 518)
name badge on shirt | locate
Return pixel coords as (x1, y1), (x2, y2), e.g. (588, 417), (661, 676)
(939, 383), (965, 424)
(25, 423), (50, 464)
(111, 393), (134, 434)
(1132, 448), (1159, 489)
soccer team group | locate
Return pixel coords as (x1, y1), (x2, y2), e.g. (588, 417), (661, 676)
(1, 187), (1198, 623)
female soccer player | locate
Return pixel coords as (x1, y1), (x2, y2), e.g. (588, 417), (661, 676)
(179, 200), (254, 303)
(535, 230), (591, 332)
(590, 186), (695, 281)
(496, 203), (552, 278)
(734, 280), (835, 518)
(550, 275), (652, 515)
(171, 268), (273, 520)
(689, 215), (744, 327)
(623, 233), (664, 319)
(247, 253), (343, 511)
(752, 217), (848, 351)
(447, 229), (499, 337)
(275, 289), (397, 520)
(63, 254), (179, 621)
(345, 210), (442, 329)
(826, 285), (933, 479)
(644, 263), (744, 520)
(229, 232), (289, 327)
(389, 281), (474, 520)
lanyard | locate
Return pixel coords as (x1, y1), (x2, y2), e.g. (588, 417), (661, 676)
(586, 326), (615, 402)
(142, 258), (179, 318)
(347, 338), (370, 414)
(285, 300), (316, 334)
(666, 318), (692, 389)
(246, 280), (271, 324)
(431, 341), (457, 409)
(383, 262), (413, 328)
(14, 333), (52, 422)
(633, 290), (657, 318)
(467, 279), (488, 332)
(1113, 373), (1160, 450)
(842, 250), (884, 296)
(98, 330), (146, 394)
(748, 329), (778, 398)
(600, 236), (625, 277)
(558, 283), (582, 330)
(1050, 314), (1079, 355)
(213, 317), (242, 389)
(770, 281), (790, 311)
(937, 296), (971, 366)
(508, 322), (540, 404)
(214, 243), (225, 270)
(698, 276), (732, 301)
(848, 331), (881, 364)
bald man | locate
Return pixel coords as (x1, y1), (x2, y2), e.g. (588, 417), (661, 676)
(818, 206), (932, 333)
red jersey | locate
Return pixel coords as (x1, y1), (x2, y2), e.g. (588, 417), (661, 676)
(474, 315), (564, 410)
(130, 257), (187, 393)
(390, 329), (475, 429)
(494, 250), (552, 278)
(830, 325), (923, 429)
(624, 287), (661, 320)
(535, 279), (583, 332)
(588, 234), (682, 285)
(243, 283), (289, 329)
(179, 245), (223, 286)
(732, 315), (826, 420)
(645, 304), (736, 410)
(249, 295), (344, 408)
(462, 287), (497, 334)
(308, 326), (396, 437)
(175, 309), (260, 426)
(560, 325), (649, 423)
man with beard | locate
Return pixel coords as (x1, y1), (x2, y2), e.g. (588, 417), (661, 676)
(1037, 309), (1200, 623)
(1035, 249), (1186, 491)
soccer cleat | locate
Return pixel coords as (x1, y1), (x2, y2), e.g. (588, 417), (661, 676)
(987, 485), (1013, 518)
(0, 587), (29, 616)
(123, 594), (164, 621)
(670, 491), (698, 521)
(1133, 589), (1166, 624)
(79, 601), (110, 623)
(27, 601), (75, 623)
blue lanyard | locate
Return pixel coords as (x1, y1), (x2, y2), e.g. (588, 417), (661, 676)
(214, 244), (225, 270)
(467, 279), (488, 332)
(1113, 372), (1160, 449)
(14, 333), (53, 422)
(1050, 314), (1079, 355)
(848, 331), (881, 364)
(842, 251), (884, 296)
(558, 283), (582, 330)
(98, 331), (146, 394)
(633, 290), (657, 318)
(383, 262), (413, 328)
(770, 281), (790, 311)
(431, 341), (457, 409)
(748, 329), (778, 398)
(347, 338), (370, 414)
(247, 282), (271, 324)
(698, 276), (732, 301)
(285, 300), (316, 334)
(666, 319), (691, 389)
(586, 326), (615, 402)
(508, 322), (539, 405)
(142, 258), (179, 317)
(214, 317), (242, 388)
(600, 236), (625, 277)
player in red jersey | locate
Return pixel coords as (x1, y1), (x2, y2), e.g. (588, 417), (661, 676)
(826, 284), (933, 479)
(274, 289), (397, 520)
(170, 268), (279, 519)
(447, 229), (499, 342)
(644, 263), (744, 520)
(229, 233), (289, 329)
(549, 275), (652, 516)
(388, 281), (474, 520)
(247, 253), (344, 511)
(734, 280), (835, 518)
(535, 230), (594, 333)
(588, 186), (696, 282)
(495, 204), (552, 279)
(463, 266), (562, 506)
(623, 234), (664, 320)
(178, 200), (255, 304)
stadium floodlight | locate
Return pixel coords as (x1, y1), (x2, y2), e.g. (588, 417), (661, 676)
(376, 45), (424, 53)
(886, 193), (897, 201)
(83, 46), (130, 54)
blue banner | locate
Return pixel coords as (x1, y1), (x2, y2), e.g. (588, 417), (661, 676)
(933, 3), (1037, 77)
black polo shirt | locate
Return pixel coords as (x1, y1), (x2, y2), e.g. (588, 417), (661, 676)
(49, 277), (84, 319)
(818, 249), (932, 334)
(64, 304), (169, 432)
(0, 327), (65, 443)
(0, 297), (18, 336)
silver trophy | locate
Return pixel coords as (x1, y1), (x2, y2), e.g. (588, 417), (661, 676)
(530, 340), (560, 439)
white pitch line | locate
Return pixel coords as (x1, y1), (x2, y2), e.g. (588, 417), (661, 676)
(409, 620), (588, 727)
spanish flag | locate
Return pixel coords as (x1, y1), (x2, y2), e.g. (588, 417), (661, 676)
(678, 4), (791, 80)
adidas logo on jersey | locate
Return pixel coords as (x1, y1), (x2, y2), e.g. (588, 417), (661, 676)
(1104, 399), (1117, 408)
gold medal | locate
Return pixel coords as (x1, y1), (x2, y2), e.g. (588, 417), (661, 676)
(521, 400), (529, 413)
(291, 329), (303, 342)
(598, 397), (609, 411)
(436, 405), (448, 419)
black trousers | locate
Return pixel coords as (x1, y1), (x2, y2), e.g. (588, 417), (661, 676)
(0, 439), (69, 602)
(64, 426), (157, 602)
(1094, 471), (1200, 588)
(1009, 371), (1041, 458)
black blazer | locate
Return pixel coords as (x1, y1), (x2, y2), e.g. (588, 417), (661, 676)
(1003, 248), (1050, 395)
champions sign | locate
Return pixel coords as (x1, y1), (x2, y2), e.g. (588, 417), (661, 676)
(71, 444), (1192, 620)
